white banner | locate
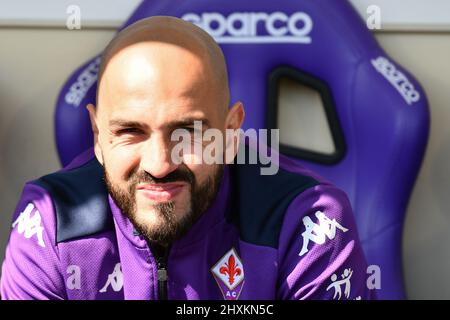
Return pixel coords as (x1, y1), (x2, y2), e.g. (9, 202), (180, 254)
(0, 0), (449, 31)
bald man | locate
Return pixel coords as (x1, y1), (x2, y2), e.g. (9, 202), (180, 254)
(0, 16), (374, 300)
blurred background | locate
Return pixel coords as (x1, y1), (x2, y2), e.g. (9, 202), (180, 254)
(0, 0), (449, 299)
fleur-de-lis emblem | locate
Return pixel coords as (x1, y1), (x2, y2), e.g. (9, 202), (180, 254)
(211, 248), (245, 298)
(219, 254), (242, 285)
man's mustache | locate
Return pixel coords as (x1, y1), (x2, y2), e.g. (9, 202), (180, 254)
(128, 166), (195, 186)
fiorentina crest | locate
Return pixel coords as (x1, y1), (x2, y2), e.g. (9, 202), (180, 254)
(211, 248), (245, 300)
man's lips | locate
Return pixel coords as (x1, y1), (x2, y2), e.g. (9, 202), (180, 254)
(136, 182), (186, 202)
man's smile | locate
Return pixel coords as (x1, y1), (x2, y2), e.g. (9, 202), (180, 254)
(136, 182), (187, 202)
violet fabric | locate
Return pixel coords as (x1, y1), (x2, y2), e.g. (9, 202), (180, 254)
(1, 148), (374, 300)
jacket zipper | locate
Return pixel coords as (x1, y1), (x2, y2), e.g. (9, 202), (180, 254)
(149, 242), (170, 300)
(156, 257), (168, 300)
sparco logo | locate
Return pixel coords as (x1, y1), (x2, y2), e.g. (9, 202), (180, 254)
(65, 57), (100, 107)
(182, 12), (313, 44)
(371, 56), (421, 105)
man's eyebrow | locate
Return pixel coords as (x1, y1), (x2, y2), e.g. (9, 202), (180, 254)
(166, 118), (211, 129)
(108, 118), (210, 130)
(109, 119), (149, 129)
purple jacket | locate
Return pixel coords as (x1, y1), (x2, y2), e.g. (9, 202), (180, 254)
(1, 147), (374, 300)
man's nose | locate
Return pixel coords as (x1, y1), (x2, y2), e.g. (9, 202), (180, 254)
(140, 134), (178, 179)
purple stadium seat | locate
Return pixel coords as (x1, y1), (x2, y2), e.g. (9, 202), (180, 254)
(54, 0), (430, 299)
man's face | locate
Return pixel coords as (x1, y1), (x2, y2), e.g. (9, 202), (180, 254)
(91, 41), (235, 245)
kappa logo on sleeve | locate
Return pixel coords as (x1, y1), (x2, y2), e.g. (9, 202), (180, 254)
(299, 210), (348, 256)
(12, 203), (45, 248)
(99, 263), (123, 293)
(211, 248), (245, 300)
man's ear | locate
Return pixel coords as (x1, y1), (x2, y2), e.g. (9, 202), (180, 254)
(86, 103), (104, 165)
(224, 101), (245, 164)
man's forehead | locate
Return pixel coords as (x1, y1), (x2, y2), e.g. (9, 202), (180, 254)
(99, 42), (212, 105)
(98, 17), (221, 89)
(104, 42), (205, 85)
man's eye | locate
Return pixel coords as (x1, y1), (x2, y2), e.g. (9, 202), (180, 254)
(183, 127), (195, 133)
(117, 128), (142, 135)
(177, 127), (196, 134)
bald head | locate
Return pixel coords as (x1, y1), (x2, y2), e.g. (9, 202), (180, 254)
(96, 16), (229, 113)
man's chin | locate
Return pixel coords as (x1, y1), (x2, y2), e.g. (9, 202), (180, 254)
(134, 199), (190, 226)
(132, 206), (192, 245)
(133, 209), (165, 228)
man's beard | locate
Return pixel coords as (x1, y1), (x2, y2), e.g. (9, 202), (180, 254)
(104, 164), (224, 247)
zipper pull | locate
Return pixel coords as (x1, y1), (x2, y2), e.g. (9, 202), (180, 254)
(158, 265), (167, 282)
(157, 261), (168, 300)
(148, 241), (170, 300)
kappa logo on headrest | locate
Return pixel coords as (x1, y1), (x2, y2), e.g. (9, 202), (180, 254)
(182, 12), (313, 44)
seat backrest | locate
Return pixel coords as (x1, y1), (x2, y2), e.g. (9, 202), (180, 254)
(55, 0), (430, 299)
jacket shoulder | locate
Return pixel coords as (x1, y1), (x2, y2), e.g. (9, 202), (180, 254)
(30, 158), (113, 243)
(228, 155), (321, 249)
